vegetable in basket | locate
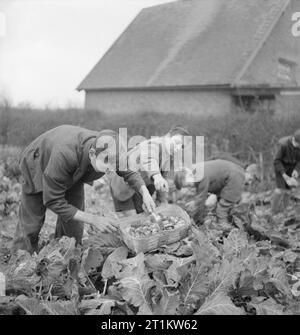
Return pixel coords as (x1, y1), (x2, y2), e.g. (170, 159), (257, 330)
(129, 214), (186, 238)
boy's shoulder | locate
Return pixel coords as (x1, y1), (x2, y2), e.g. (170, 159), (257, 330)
(278, 136), (292, 147)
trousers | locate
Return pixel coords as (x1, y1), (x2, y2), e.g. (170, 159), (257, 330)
(271, 188), (290, 215)
(12, 183), (85, 254)
(216, 198), (234, 223)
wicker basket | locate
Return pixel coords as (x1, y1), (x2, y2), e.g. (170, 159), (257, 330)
(118, 204), (191, 254)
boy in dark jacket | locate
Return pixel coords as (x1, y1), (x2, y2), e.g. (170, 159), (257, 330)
(271, 130), (300, 214)
(12, 125), (156, 253)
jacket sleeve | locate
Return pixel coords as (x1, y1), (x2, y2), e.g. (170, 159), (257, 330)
(156, 170), (170, 203)
(295, 160), (300, 173)
(192, 177), (210, 224)
(116, 170), (145, 193)
(208, 153), (246, 169)
(42, 150), (79, 222)
(140, 140), (161, 180)
(274, 143), (286, 175)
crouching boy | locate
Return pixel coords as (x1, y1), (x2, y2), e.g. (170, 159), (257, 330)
(174, 159), (259, 231)
(271, 130), (300, 215)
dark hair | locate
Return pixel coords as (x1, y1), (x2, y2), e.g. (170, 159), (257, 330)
(91, 129), (121, 168)
(91, 129), (119, 153)
(168, 125), (191, 137)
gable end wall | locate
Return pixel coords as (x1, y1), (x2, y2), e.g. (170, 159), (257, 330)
(85, 89), (232, 116)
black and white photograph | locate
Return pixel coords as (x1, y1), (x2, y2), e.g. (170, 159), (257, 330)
(0, 0), (300, 319)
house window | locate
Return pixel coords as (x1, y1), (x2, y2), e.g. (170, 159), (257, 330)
(277, 58), (297, 84)
(232, 94), (276, 114)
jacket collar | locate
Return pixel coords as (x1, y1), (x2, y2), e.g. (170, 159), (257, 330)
(73, 136), (97, 183)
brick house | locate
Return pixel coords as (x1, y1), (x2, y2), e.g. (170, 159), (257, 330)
(77, 0), (300, 116)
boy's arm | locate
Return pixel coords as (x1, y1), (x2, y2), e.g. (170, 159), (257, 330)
(140, 140), (161, 179)
(42, 150), (78, 223)
(116, 169), (145, 194)
(156, 171), (170, 204)
(295, 157), (300, 175)
(274, 143), (286, 175)
(191, 177), (210, 224)
(43, 150), (117, 233)
(116, 170), (156, 213)
(140, 140), (169, 192)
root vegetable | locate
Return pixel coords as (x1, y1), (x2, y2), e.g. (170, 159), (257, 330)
(128, 214), (186, 238)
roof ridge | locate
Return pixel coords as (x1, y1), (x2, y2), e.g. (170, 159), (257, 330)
(233, 0), (290, 85)
(78, 0), (296, 90)
(143, 0), (177, 11)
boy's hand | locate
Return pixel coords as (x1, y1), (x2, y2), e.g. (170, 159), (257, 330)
(283, 173), (290, 184)
(73, 210), (119, 234)
(141, 187), (156, 214)
(92, 216), (119, 234)
(185, 200), (196, 212)
(286, 177), (299, 188)
(205, 194), (217, 208)
(292, 170), (299, 179)
(153, 174), (169, 192)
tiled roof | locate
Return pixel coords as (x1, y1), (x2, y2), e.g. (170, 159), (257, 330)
(78, 0), (289, 90)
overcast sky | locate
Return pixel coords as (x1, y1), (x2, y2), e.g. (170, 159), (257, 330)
(0, 0), (174, 108)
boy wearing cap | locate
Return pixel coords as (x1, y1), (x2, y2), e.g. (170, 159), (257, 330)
(108, 126), (191, 214)
(174, 159), (259, 230)
(12, 125), (156, 253)
(271, 130), (300, 214)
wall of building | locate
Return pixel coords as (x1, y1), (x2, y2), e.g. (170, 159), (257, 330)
(276, 92), (300, 115)
(85, 89), (232, 116)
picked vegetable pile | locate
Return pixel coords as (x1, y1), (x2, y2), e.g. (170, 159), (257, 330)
(128, 214), (186, 238)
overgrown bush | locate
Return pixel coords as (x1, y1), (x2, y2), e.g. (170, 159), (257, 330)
(2, 106), (300, 186)
(0, 146), (22, 180)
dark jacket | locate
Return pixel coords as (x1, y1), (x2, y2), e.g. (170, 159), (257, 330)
(207, 152), (246, 169)
(195, 159), (245, 204)
(19, 125), (145, 222)
(274, 136), (300, 175)
(190, 159), (245, 224)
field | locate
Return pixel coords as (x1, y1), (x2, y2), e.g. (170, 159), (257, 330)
(1, 108), (300, 315)
(0, 142), (300, 315)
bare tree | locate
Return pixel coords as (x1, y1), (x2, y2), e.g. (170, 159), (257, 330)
(0, 95), (12, 145)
